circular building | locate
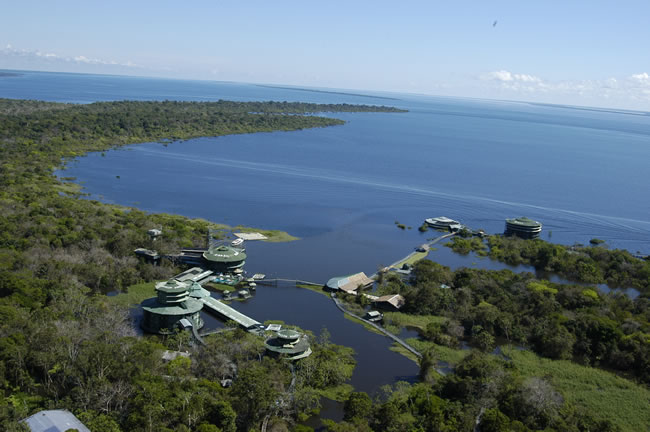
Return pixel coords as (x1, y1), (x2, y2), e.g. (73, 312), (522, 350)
(505, 217), (542, 239)
(141, 279), (204, 334)
(264, 329), (312, 360)
(202, 245), (247, 273)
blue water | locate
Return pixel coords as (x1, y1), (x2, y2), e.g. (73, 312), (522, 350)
(3, 69), (650, 283)
(3, 70), (649, 403)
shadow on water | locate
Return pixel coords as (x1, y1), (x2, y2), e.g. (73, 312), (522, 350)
(202, 282), (419, 396)
(198, 283), (419, 430)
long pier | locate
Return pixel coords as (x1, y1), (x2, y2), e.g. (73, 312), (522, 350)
(371, 232), (456, 279)
(330, 293), (422, 359)
(199, 297), (261, 330)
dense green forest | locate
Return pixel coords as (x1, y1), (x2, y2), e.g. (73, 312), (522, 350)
(0, 98), (399, 431)
(446, 235), (650, 295)
(330, 256), (650, 431)
(2, 97), (649, 431)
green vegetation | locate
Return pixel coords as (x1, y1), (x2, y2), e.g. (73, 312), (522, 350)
(107, 281), (155, 307)
(383, 311), (447, 332)
(232, 225), (299, 242)
(392, 251), (428, 269)
(504, 347), (650, 432)
(296, 283), (329, 298)
(0, 98), (402, 430)
(328, 351), (625, 431)
(445, 236), (488, 255)
(445, 234), (650, 294)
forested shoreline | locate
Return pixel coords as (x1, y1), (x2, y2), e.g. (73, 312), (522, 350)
(1, 97), (649, 431)
(446, 234), (650, 295)
(0, 99), (400, 431)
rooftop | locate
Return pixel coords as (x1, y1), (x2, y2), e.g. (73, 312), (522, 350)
(326, 272), (374, 293)
(506, 217), (542, 227)
(23, 410), (90, 432)
(202, 245), (247, 263)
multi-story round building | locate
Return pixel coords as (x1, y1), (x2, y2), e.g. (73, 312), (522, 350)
(202, 245), (247, 273)
(504, 217), (542, 239)
(264, 329), (312, 360)
(141, 279), (204, 334)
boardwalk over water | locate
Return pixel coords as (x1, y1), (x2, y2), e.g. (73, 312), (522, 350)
(370, 231), (456, 279)
(200, 297), (261, 329)
(330, 293), (422, 359)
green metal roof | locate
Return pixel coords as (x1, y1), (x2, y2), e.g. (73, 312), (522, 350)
(187, 281), (211, 299)
(277, 329), (301, 341)
(202, 245), (247, 263)
(265, 332), (311, 355)
(141, 296), (203, 315)
(506, 217), (541, 227)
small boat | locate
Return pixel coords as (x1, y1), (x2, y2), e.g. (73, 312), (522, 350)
(231, 238), (244, 246)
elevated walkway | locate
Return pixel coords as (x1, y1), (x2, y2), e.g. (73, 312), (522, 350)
(200, 296), (261, 330)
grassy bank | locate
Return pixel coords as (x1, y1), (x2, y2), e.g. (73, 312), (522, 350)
(296, 283), (329, 297)
(233, 226), (299, 242)
(503, 347), (650, 432)
(383, 311), (447, 332)
(108, 282), (156, 307)
(392, 250), (428, 269)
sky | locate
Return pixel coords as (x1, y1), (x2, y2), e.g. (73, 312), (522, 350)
(1, 1), (649, 110)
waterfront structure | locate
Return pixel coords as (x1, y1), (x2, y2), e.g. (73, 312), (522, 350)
(134, 247), (161, 264)
(326, 272), (374, 293)
(141, 279), (204, 334)
(22, 410), (90, 432)
(425, 216), (461, 231)
(505, 217), (542, 239)
(365, 310), (384, 322)
(176, 244), (247, 273)
(374, 294), (406, 310)
(199, 296), (263, 332)
(147, 228), (162, 241)
(264, 329), (312, 360)
(202, 244), (247, 272)
(174, 267), (213, 284)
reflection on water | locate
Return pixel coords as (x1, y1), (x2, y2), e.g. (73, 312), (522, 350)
(427, 241), (641, 298)
(203, 282), (418, 395)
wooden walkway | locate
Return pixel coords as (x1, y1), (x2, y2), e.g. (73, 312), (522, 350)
(330, 293), (422, 358)
(371, 231), (456, 279)
(199, 297), (261, 329)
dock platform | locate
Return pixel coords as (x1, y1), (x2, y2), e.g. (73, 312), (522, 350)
(200, 297), (261, 330)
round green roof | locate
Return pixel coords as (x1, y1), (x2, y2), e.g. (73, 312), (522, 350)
(277, 329), (301, 341)
(156, 279), (189, 293)
(506, 217), (541, 227)
(202, 245), (247, 263)
(141, 297), (203, 315)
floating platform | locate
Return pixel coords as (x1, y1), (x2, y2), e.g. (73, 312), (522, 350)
(199, 296), (261, 331)
(234, 232), (268, 241)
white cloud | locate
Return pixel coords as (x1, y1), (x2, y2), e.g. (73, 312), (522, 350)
(0, 45), (139, 68)
(629, 72), (650, 86)
(480, 69), (650, 107)
(483, 70), (542, 84)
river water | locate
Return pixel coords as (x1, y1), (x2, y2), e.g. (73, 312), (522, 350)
(2, 69), (649, 404)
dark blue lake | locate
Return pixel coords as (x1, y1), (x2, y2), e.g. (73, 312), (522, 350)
(2, 69), (649, 403)
(3, 71), (649, 276)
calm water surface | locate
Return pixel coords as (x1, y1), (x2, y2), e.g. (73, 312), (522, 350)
(3, 70), (649, 398)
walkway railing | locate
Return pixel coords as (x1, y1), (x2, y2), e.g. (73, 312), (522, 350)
(330, 293), (422, 358)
